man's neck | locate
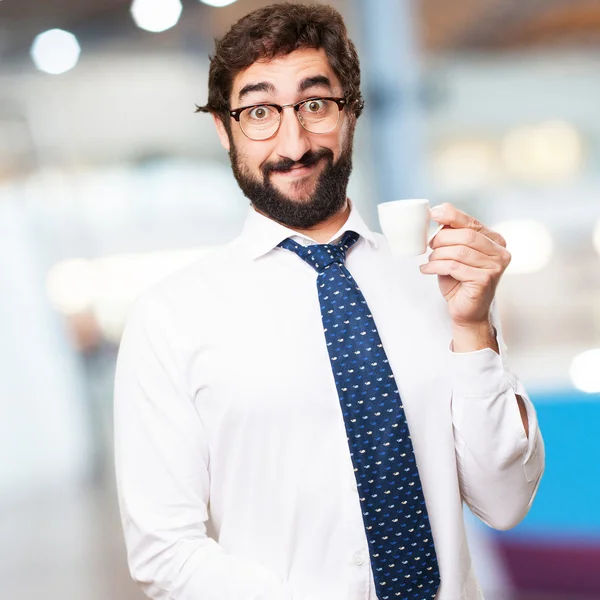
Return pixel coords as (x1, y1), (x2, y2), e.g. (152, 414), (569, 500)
(293, 200), (351, 243)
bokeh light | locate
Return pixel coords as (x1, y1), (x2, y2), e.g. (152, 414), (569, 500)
(501, 121), (583, 183)
(46, 258), (95, 314)
(30, 29), (81, 75)
(200, 0), (239, 6)
(46, 248), (214, 342)
(570, 348), (600, 393)
(433, 139), (498, 194)
(492, 219), (554, 274)
(130, 0), (183, 33)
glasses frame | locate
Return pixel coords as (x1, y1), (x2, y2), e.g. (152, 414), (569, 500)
(229, 96), (347, 140)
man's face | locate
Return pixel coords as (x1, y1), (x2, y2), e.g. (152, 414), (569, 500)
(213, 47), (356, 229)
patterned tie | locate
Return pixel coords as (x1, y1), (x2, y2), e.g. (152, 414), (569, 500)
(278, 231), (440, 599)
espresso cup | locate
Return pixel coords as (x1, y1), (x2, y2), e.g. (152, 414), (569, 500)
(377, 199), (440, 258)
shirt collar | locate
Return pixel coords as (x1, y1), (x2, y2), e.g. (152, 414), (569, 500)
(237, 200), (379, 261)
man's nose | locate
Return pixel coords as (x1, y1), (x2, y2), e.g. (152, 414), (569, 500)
(273, 108), (311, 163)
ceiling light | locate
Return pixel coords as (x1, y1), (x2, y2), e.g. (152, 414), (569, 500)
(570, 348), (600, 394)
(131, 0), (183, 33)
(30, 29), (81, 75)
(199, 0), (238, 6)
(492, 219), (553, 274)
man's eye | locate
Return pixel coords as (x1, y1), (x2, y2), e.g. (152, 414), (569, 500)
(248, 106), (271, 120)
(304, 100), (326, 113)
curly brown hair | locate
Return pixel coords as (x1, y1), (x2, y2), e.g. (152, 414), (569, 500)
(195, 3), (364, 123)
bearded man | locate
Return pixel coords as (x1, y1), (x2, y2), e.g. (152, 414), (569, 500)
(114, 4), (544, 600)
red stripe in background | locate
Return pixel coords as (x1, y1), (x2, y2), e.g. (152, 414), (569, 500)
(496, 538), (600, 597)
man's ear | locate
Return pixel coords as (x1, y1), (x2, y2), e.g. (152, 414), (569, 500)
(212, 115), (231, 152)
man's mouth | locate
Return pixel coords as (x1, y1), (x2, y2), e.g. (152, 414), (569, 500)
(274, 165), (312, 177)
(271, 160), (322, 179)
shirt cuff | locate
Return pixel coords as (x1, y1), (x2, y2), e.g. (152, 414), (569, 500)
(450, 347), (511, 398)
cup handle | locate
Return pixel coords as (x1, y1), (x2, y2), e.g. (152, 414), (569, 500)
(427, 223), (444, 246)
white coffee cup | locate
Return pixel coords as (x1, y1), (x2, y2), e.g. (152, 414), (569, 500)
(377, 198), (442, 258)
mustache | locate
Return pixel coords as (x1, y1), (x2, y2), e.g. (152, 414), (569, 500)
(261, 148), (334, 177)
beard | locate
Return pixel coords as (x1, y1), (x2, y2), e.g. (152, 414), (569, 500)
(228, 132), (354, 230)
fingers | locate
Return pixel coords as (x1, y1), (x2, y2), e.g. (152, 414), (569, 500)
(428, 245), (500, 270)
(430, 203), (506, 248)
(430, 228), (511, 267)
(419, 259), (497, 285)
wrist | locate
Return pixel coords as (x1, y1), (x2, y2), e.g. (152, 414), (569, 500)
(451, 319), (498, 354)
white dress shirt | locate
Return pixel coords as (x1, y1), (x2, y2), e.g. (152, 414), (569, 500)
(114, 203), (544, 600)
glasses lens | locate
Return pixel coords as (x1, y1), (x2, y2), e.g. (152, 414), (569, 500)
(240, 105), (280, 140)
(297, 99), (340, 134)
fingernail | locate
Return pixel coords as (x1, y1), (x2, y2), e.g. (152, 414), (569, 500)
(430, 206), (442, 218)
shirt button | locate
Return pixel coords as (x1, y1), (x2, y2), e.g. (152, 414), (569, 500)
(353, 551), (365, 566)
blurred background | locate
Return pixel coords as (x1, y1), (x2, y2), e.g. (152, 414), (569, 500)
(1, 0), (599, 598)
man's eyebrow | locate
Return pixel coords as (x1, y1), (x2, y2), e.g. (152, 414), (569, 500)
(237, 81), (275, 104)
(298, 75), (333, 93)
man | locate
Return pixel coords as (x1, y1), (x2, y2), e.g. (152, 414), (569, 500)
(114, 4), (544, 600)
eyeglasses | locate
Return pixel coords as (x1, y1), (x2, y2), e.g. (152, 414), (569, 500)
(229, 97), (347, 141)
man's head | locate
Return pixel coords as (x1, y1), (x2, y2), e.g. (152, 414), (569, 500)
(196, 4), (364, 229)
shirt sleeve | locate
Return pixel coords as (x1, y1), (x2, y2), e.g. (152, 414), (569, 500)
(448, 306), (545, 531)
(114, 292), (319, 600)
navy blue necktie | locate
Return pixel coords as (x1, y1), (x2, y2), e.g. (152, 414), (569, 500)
(279, 231), (440, 599)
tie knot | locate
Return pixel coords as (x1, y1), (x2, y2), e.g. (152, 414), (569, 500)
(278, 231), (360, 273)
